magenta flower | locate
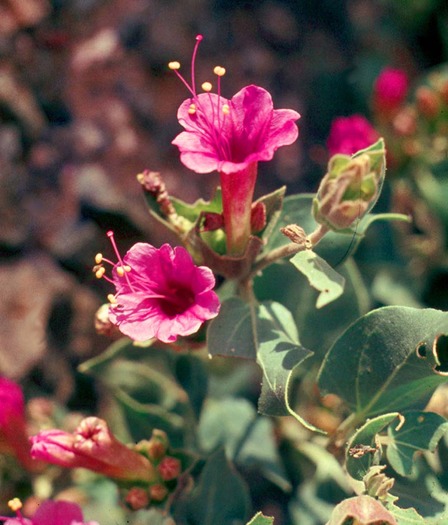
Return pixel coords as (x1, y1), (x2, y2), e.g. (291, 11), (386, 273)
(2, 499), (98, 525)
(327, 115), (379, 157)
(30, 417), (157, 483)
(170, 36), (300, 255)
(373, 67), (409, 114)
(96, 232), (220, 343)
(0, 378), (35, 471)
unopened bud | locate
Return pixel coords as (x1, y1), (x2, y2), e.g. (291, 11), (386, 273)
(135, 429), (169, 461)
(416, 86), (440, 119)
(250, 202), (266, 233)
(149, 483), (169, 502)
(202, 212), (224, 232)
(125, 487), (149, 510)
(137, 169), (176, 218)
(313, 140), (385, 231)
(158, 456), (181, 481)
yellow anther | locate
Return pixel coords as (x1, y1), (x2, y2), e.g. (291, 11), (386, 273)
(107, 294), (117, 304)
(188, 103), (196, 115)
(124, 265), (132, 272)
(213, 66), (226, 77)
(95, 267), (105, 279)
(95, 253), (103, 264)
(8, 498), (22, 512)
(168, 61), (181, 70)
(117, 266), (125, 277)
(201, 82), (212, 92)
(136, 172), (144, 183)
(222, 104), (230, 115)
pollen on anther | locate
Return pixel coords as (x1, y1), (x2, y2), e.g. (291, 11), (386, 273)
(95, 253), (103, 264)
(95, 267), (105, 279)
(213, 66), (226, 77)
(124, 265), (132, 272)
(8, 498), (22, 512)
(188, 103), (196, 115)
(107, 294), (117, 304)
(222, 104), (230, 115)
(117, 266), (125, 277)
(168, 61), (181, 70)
(201, 82), (212, 92)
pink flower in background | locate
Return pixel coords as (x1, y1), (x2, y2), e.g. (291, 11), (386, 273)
(101, 236), (220, 343)
(327, 115), (379, 157)
(0, 378), (35, 471)
(170, 36), (300, 255)
(2, 499), (98, 525)
(373, 67), (409, 113)
(30, 417), (156, 483)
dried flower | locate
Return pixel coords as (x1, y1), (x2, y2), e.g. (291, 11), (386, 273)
(30, 417), (156, 483)
(373, 67), (409, 114)
(170, 35), (299, 255)
(94, 232), (219, 343)
(327, 115), (379, 157)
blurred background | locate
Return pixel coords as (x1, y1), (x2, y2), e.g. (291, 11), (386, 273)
(0, 0), (447, 407)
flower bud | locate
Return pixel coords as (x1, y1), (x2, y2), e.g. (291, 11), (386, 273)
(135, 429), (169, 461)
(158, 456), (181, 481)
(416, 86), (440, 119)
(149, 483), (169, 502)
(313, 140), (385, 231)
(280, 224), (310, 247)
(125, 487), (150, 510)
(250, 202), (266, 233)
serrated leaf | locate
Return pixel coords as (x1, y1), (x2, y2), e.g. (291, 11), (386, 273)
(175, 449), (251, 525)
(246, 512), (274, 525)
(346, 413), (400, 480)
(318, 307), (448, 421)
(289, 250), (345, 308)
(387, 411), (448, 476)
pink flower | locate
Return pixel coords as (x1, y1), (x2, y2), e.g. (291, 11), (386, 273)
(0, 378), (35, 471)
(2, 499), (98, 525)
(98, 233), (220, 343)
(30, 417), (157, 483)
(327, 115), (379, 157)
(373, 67), (409, 114)
(170, 36), (300, 255)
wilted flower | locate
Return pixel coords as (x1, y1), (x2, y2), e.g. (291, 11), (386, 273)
(313, 139), (385, 231)
(1, 498), (99, 525)
(170, 35), (300, 255)
(373, 67), (409, 114)
(30, 417), (156, 483)
(327, 115), (379, 157)
(94, 232), (220, 343)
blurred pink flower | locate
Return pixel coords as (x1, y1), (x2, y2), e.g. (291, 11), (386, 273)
(327, 115), (379, 157)
(170, 36), (300, 255)
(30, 417), (156, 483)
(0, 378), (35, 471)
(373, 67), (409, 113)
(2, 500), (98, 525)
(104, 238), (220, 343)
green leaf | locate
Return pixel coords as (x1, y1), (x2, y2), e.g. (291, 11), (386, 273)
(387, 411), (448, 476)
(289, 250), (345, 308)
(174, 449), (251, 525)
(171, 188), (222, 221)
(255, 186), (286, 242)
(246, 512), (274, 525)
(198, 398), (290, 491)
(346, 413), (400, 480)
(318, 307), (448, 421)
(386, 504), (426, 525)
(208, 298), (319, 432)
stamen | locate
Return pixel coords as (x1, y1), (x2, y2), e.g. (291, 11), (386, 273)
(222, 104), (230, 115)
(107, 294), (117, 304)
(95, 267), (105, 279)
(168, 61), (180, 70)
(124, 265), (132, 272)
(201, 82), (212, 92)
(214, 66), (226, 77)
(8, 499), (22, 512)
(95, 253), (103, 264)
(106, 231), (135, 292)
(188, 103), (196, 115)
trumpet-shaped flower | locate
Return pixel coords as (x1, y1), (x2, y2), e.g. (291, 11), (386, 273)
(2, 499), (98, 525)
(94, 233), (220, 343)
(170, 36), (300, 255)
(30, 417), (157, 483)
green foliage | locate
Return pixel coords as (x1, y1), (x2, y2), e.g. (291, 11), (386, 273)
(246, 513), (274, 525)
